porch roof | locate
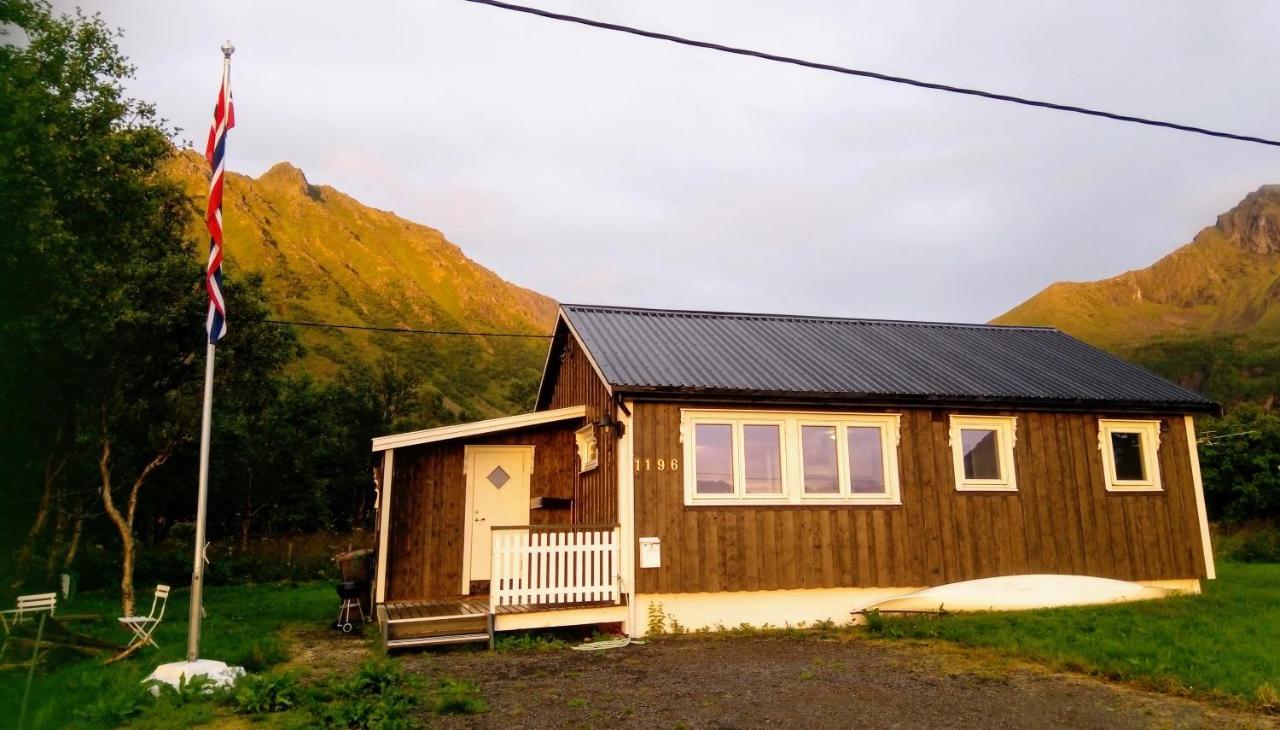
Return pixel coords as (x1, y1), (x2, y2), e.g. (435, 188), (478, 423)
(371, 405), (587, 452)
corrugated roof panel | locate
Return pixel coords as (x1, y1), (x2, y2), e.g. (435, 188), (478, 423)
(560, 304), (1216, 411)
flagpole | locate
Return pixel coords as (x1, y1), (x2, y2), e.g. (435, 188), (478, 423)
(187, 341), (216, 661)
(187, 40), (233, 664)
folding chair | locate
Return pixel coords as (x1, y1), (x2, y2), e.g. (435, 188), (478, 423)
(0, 593), (57, 663)
(0, 593), (57, 632)
(118, 584), (169, 650)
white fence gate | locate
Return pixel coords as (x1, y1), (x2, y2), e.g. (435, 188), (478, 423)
(489, 526), (620, 610)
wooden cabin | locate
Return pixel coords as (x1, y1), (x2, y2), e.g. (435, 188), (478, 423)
(371, 304), (1217, 648)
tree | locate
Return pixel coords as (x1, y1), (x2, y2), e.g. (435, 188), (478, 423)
(0, 1), (299, 611)
(1200, 406), (1280, 525)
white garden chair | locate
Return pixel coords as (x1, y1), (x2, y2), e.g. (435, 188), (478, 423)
(0, 593), (57, 663)
(0, 593), (57, 631)
(118, 584), (169, 650)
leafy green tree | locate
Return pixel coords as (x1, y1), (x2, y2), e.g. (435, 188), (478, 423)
(1199, 406), (1280, 524)
(0, 1), (299, 611)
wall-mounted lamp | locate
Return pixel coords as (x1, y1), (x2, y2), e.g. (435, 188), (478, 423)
(596, 412), (625, 439)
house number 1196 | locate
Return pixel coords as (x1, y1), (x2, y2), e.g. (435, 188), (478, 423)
(635, 458), (679, 472)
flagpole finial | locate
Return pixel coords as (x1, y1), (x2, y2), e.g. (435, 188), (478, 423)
(221, 40), (235, 58)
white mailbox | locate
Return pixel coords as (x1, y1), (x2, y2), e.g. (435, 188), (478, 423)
(638, 537), (661, 569)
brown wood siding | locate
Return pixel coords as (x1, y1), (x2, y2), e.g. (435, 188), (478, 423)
(632, 403), (1207, 594)
(385, 423), (577, 601)
(545, 334), (618, 525)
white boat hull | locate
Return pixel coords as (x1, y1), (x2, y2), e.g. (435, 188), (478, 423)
(863, 574), (1176, 613)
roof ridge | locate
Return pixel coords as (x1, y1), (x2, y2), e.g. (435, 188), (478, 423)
(559, 302), (1059, 332)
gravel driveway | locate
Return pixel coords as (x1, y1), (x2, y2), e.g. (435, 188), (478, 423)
(382, 634), (1271, 729)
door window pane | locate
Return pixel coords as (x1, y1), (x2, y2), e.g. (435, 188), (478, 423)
(802, 425), (839, 494)
(961, 428), (1001, 480)
(743, 424), (783, 494)
(847, 426), (886, 494)
(695, 423), (734, 494)
(1110, 432), (1146, 481)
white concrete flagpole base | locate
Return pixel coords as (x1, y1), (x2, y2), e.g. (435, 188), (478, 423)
(145, 659), (244, 693)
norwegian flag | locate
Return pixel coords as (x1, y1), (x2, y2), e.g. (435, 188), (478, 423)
(203, 69), (235, 343)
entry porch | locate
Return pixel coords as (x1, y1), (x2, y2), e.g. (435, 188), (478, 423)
(377, 524), (626, 649)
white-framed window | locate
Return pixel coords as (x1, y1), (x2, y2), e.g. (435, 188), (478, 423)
(948, 415), (1018, 492)
(682, 410), (901, 506)
(1098, 419), (1163, 492)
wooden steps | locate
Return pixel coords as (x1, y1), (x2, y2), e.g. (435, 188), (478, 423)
(379, 596), (627, 650)
(380, 599), (493, 650)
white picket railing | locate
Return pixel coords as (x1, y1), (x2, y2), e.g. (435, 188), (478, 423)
(490, 525), (620, 610)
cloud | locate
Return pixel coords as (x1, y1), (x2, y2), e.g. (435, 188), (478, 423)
(61, 0), (1280, 323)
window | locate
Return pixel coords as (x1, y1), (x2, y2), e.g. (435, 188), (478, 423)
(693, 423), (734, 495)
(743, 424), (783, 494)
(801, 425), (839, 494)
(1098, 419), (1162, 492)
(948, 415), (1018, 491)
(682, 410), (901, 505)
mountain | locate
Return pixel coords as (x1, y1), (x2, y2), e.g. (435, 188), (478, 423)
(164, 150), (557, 419)
(994, 186), (1280, 408)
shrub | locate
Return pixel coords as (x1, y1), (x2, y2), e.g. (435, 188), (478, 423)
(231, 671), (303, 714)
(74, 672), (153, 726)
(646, 602), (668, 636)
(308, 657), (422, 729)
(1216, 523), (1280, 563)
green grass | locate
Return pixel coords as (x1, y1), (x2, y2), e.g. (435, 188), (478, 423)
(1, 581), (332, 729)
(2, 581), (490, 728)
(868, 562), (1280, 710)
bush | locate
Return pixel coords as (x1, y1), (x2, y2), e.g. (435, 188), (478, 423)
(73, 671), (153, 726)
(310, 658), (421, 729)
(231, 671), (303, 714)
(1199, 406), (1280, 524)
(1216, 523), (1280, 563)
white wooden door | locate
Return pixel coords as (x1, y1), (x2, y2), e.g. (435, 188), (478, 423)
(466, 446), (532, 586)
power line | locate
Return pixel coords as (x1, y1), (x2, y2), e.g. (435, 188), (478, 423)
(257, 318), (552, 339)
(463, 0), (1280, 149)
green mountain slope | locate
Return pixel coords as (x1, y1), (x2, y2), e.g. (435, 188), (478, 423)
(165, 150), (557, 418)
(994, 186), (1280, 407)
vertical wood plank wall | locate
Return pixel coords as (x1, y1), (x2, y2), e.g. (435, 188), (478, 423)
(385, 424), (577, 600)
(546, 335), (618, 525)
(632, 402), (1207, 594)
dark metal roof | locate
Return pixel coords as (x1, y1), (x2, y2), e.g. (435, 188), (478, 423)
(559, 304), (1217, 413)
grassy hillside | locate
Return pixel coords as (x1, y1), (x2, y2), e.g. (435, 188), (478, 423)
(164, 150), (557, 419)
(994, 186), (1280, 408)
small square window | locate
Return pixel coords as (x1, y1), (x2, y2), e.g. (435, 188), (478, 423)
(1099, 419), (1162, 492)
(960, 428), (1002, 480)
(949, 416), (1018, 492)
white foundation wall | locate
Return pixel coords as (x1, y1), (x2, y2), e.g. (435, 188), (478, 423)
(635, 587), (923, 637)
(1140, 578), (1201, 594)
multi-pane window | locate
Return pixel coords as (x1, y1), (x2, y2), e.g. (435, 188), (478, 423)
(948, 415), (1019, 491)
(1098, 419), (1162, 492)
(684, 411), (901, 505)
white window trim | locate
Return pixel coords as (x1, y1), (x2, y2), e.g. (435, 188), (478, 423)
(1098, 419), (1163, 492)
(681, 409), (902, 506)
(949, 415), (1019, 492)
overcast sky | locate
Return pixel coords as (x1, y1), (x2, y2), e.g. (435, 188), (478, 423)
(57, 0), (1280, 323)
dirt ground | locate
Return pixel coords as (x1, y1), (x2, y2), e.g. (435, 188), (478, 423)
(293, 629), (1274, 729)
